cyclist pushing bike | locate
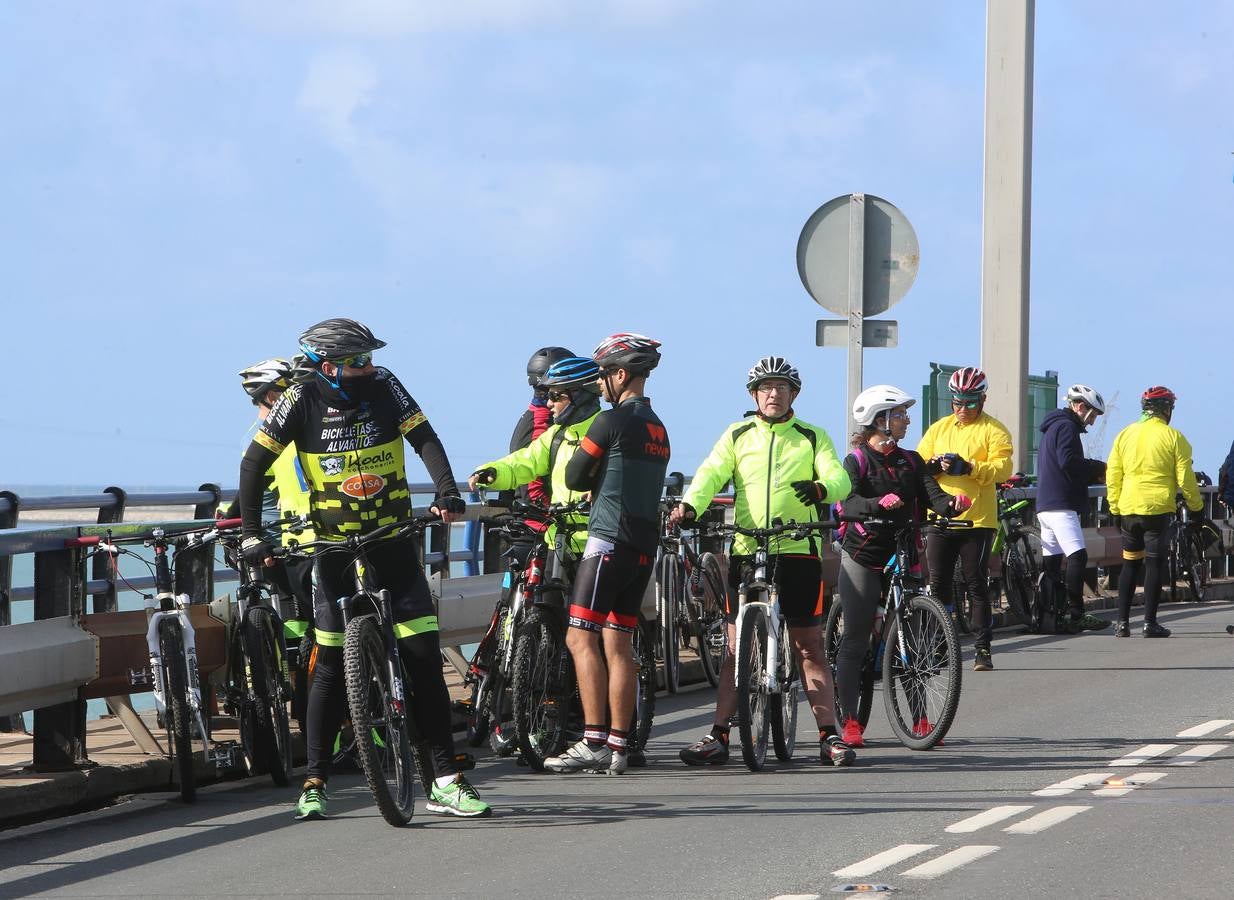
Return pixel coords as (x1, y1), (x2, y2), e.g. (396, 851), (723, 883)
(833, 385), (971, 748)
(237, 318), (490, 820)
(670, 356), (855, 768)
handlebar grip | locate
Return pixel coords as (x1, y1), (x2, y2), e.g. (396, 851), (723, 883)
(216, 517), (243, 528)
(64, 536), (101, 548)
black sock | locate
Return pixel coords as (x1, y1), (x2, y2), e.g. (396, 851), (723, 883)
(820, 725), (837, 741)
(710, 724), (730, 745)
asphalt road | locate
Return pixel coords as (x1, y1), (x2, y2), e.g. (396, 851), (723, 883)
(2, 601), (1231, 899)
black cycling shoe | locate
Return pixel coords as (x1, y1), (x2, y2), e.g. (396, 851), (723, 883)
(1113, 621), (1130, 638)
(1142, 622), (1171, 638)
(626, 748), (647, 768)
(821, 735), (855, 767)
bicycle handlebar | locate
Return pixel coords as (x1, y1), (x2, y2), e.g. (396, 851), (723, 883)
(275, 513), (443, 558)
(706, 518), (838, 542)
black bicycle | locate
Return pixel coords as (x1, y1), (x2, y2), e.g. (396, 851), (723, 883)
(1167, 498), (1211, 604)
(279, 515), (440, 827)
(824, 517), (968, 750)
(655, 500), (728, 692)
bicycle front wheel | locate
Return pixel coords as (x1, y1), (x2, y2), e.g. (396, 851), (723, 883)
(344, 614), (415, 826)
(1001, 536), (1036, 626)
(630, 615), (657, 754)
(243, 606), (293, 787)
(735, 608), (770, 771)
(822, 597), (874, 729)
(512, 611), (573, 771)
(882, 594), (961, 751)
(1184, 531), (1209, 603)
(158, 617), (196, 803)
(693, 551), (727, 688)
(769, 620), (800, 761)
(657, 555), (681, 693)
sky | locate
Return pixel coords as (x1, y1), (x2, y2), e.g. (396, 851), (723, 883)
(2, 1), (1231, 491)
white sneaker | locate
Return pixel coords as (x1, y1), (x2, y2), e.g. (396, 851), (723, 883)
(544, 739), (612, 774)
(606, 750), (628, 775)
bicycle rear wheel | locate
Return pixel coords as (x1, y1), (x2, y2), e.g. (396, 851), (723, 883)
(243, 606), (293, 787)
(657, 555), (681, 694)
(950, 559), (973, 635)
(769, 620), (800, 761)
(344, 614), (415, 826)
(822, 598), (874, 729)
(1184, 531), (1209, 603)
(630, 615), (657, 754)
(735, 608), (770, 771)
(512, 610), (573, 771)
(693, 551), (727, 688)
(882, 594), (961, 751)
(158, 617), (196, 803)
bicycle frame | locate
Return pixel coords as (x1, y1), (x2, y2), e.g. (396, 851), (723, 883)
(732, 548), (782, 694)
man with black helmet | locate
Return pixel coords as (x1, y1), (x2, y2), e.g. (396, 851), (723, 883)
(237, 318), (491, 820)
(1106, 386), (1204, 638)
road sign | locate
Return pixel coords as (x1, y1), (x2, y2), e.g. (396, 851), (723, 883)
(816, 319), (899, 348)
(797, 193), (920, 316)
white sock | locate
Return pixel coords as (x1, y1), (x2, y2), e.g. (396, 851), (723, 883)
(435, 774), (458, 789)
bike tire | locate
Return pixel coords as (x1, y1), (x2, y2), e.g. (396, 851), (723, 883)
(1002, 537), (1036, 626)
(950, 559), (973, 635)
(1185, 531), (1209, 603)
(464, 674), (492, 748)
(882, 594), (961, 750)
(769, 620), (800, 761)
(658, 555), (681, 694)
(343, 614), (415, 826)
(293, 631), (313, 737)
(694, 552), (727, 688)
(158, 617), (196, 803)
(735, 609), (770, 771)
(630, 615), (657, 753)
(822, 598), (874, 730)
(243, 606), (293, 787)
(512, 610), (573, 771)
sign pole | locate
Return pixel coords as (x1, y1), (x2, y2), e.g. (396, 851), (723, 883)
(846, 193), (866, 438)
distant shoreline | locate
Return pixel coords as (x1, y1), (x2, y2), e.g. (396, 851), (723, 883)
(16, 506), (209, 524)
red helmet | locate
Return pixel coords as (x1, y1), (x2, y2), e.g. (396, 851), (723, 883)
(948, 366), (988, 396)
(1141, 385), (1176, 410)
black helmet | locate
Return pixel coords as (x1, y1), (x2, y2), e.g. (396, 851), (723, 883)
(592, 333), (662, 375)
(298, 318), (387, 363)
(526, 346), (574, 385)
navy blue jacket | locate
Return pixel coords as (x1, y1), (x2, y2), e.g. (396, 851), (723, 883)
(1220, 439), (1234, 508)
(1037, 408), (1105, 514)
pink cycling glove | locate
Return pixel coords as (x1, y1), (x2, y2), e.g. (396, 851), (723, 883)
(950, 494), (973, 513)
(878, 494), (903, 510)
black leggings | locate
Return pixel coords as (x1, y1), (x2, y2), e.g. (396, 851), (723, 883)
(926, 527), (995, 647)
(305, 630), (458, 783)
(1042, 548), (1089, 617)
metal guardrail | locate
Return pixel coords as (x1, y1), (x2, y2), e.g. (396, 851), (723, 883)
(1, 480), (1230, 771)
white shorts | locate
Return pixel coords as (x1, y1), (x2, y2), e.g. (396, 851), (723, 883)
(1037, 509), (1086, 556)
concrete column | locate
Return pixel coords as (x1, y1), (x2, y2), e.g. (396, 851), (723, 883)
(980, 0), (1035, 471)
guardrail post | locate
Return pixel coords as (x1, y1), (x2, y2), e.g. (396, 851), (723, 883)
(194, 483), (222, 521)
(90, 486), (127, 613)
(429, 519), (450, 578)
(0, 491), (25, 733)
(32, 543), (89, 769)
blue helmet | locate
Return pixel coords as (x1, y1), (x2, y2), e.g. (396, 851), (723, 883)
(538, 356), (601, 392)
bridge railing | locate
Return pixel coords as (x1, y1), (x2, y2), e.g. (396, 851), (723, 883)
(1, 481), (1230, 770)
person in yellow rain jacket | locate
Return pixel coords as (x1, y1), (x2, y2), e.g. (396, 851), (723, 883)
(916, 366), (1013, 672)
(1106, 386), (1203, 639)
(469, 356), (603, 558)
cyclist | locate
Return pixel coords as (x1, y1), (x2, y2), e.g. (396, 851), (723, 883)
(670, 357), (855, 767)
(1219, 439), (1234, 512)
(544, 333), (669, 775)
(916, 366), (1013, 672)
(1036, 383), (1111, 633)
(237, 318), (490, 819)
(1106, 386), (1203, 638)
(835, 385), (971, 747)
(230, 358), (316, 648)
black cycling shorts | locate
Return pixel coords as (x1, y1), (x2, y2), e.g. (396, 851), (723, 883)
(568, 536), (653, 634)
(726, 554), (825, 628)
(311, 534), (437, 649)
(1120, 513), (1173, 561)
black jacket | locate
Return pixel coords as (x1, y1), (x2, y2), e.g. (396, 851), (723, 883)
(839, 445), (955, 570)
(1036, 408), (1105, 515)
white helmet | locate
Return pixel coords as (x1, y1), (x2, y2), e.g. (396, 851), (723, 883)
(239, 358), (293, 402)
(852, 384), (915, 426)
(1065, 383), (1105, 414)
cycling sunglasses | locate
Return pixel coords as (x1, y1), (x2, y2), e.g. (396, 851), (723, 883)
(547, 389), (572, 402)
(334, 352), (373, 369)
(951, 396), (982, 410)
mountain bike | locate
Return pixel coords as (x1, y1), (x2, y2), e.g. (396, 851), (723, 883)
(706, 518), (832, 772)
(278, 514), (441, 827)
(1167, 498), (1211, 604)
(824, 517), (969, 750)
(655, 500), (728, 691)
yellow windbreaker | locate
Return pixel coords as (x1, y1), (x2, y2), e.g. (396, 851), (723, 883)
(915, 412), (1013, 529)
(1106, 414), (1202, 516)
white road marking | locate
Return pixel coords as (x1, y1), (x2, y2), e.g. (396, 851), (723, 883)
(1110, 743), (1177, 767)
(900, 845), (999, 879)
(1034, 772), (1113, 796)
(833, 844), (936, 878)
(769, 895), (820, 899)
(1176, 720), (1234, 738)
(1092, 771), (1169, 797)
(1167, 743), (1227, 766)
(945, 805), (1035, 834)
(1004, 805), (1090, 834)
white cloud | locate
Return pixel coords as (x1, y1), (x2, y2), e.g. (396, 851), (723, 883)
(296, 49), (378, 145)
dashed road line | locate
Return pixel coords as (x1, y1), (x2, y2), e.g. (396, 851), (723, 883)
(1110, 743), (1177, 767)
(1034, 772), (1113, 796)
(1176, 720), (1234, 738)
(945, 805), (1035, 834)
(833, 844), (936, 878)
(1092, 771), (1168, 797)
(1003, 805), (1090, 834)
(1167, 743), (1227, 766)
(900, 845), (999, 879)
(770, 894), (820, 900)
